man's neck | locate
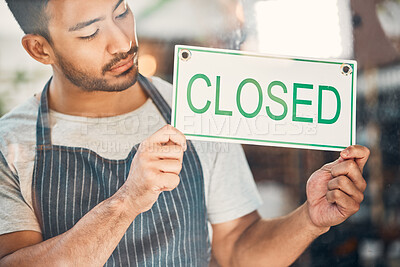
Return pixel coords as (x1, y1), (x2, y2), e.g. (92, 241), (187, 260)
(44, 74), (149, 118)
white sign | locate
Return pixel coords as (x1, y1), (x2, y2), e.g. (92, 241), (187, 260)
(171, 45), (357, 151)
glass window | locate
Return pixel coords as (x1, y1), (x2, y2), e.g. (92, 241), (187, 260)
(1, 0), (399, 266)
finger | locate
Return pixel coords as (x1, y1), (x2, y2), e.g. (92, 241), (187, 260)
(158, 173), (180, 191)
(148, 125), (187, 151)
(155, 160), (183, 175)
(152, 144), (185, 161)
(331, 160), (367, 192)
(327, 176), (364, 203)
(340, 145), (370, 172)
(326, 189), (360, 216)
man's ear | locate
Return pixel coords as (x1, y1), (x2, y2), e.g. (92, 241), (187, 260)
(21, 34), (55, 65)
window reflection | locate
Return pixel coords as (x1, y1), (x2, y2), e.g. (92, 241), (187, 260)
(1, 0), (399, 266)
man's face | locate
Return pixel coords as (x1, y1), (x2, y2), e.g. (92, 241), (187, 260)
(46, 0), (138, 92)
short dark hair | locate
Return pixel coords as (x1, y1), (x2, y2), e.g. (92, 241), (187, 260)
(5, 0), (51, 41)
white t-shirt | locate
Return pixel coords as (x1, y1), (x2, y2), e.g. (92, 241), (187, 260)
(0, 77), (262, 236)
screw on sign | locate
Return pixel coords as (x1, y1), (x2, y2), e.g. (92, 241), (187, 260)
(180, 49), (191, 61)
(341, 64), (353, 76)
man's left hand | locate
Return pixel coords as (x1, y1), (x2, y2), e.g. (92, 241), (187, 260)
(306, 145), (370, 229)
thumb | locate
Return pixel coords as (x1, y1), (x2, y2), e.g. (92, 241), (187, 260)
(321, 156), (343, 172)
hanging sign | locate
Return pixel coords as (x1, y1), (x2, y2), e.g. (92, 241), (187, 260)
(172, 45), (357, 151)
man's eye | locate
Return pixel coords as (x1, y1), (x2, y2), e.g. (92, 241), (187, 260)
(80, 29), (99, 41)
(116, 8), (129, 19)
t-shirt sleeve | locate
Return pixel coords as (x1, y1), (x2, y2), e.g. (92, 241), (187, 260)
(207, 143), (263, 224)
(0, 151), (41, 235)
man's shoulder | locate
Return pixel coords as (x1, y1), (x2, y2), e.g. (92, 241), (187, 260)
(0, 97), (38, 150)
(0, 96), (38, 130)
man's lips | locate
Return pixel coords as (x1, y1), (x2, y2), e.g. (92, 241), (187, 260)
(108, 54), (135, 74)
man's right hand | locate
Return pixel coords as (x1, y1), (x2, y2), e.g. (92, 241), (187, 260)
(121, 125), (187, 215)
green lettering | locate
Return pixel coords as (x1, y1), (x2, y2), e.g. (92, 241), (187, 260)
(215, 76), (232, 116)
(187, 74), (211, 114)
(318, 85), (341, 124)
(266, 81), (288, 121)
(293, 83), (313, 123)
(236, 79), (263, 118)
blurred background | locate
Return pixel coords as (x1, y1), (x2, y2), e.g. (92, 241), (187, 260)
(1, 0), (400, 266)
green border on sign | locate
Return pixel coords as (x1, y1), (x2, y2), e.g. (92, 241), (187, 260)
(185, 134), (347, 150)
(350, 63), (355, 146)
(173, 46), (355, 150)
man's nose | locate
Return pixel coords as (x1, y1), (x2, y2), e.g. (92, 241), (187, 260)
(106, 24), (132, 55)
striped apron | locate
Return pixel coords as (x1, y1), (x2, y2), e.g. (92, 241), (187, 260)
(32, 74), (211, 266)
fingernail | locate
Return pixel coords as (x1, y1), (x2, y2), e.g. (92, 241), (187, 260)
(341, 150), (349, 157)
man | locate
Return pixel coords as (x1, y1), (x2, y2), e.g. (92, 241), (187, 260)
(0, 0), (370, 266)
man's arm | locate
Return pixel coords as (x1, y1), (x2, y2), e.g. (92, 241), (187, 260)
(0, 194), (138, 266)
(212, 204), (327, 267)
(212, 145), (369, 267)
(0, 125), (186, 266)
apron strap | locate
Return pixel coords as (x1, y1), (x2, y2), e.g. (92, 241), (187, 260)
(138, 74), (172, 125)
(36, 79), (52, 146)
